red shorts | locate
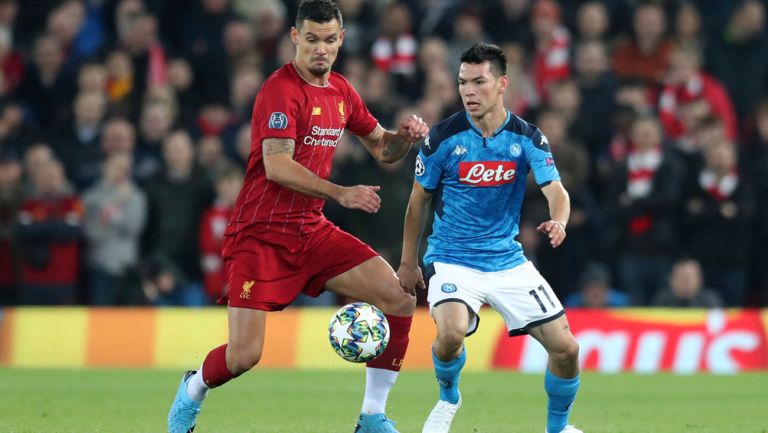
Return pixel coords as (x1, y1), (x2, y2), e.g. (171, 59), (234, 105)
(220, 220), (378, 311)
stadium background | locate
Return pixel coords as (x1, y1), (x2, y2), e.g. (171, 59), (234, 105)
(0, 0), (765, 372)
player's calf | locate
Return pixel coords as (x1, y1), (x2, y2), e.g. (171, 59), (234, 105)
(226, 343), (262, 376)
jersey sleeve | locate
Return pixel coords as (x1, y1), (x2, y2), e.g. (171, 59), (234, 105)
(252, 78), (300, 141)
(414, 128), (445, 191)
(525, 127), (561, 186)
(344, 82), (379, 137)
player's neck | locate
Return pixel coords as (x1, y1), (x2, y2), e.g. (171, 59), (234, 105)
(292, 61), (330, 87)
(471, 106), (508, 137)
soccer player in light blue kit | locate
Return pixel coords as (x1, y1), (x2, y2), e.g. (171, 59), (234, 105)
(397, 43), (582, 433)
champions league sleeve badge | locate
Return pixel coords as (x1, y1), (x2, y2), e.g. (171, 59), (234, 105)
(268, 112), (288, 130)
(415, 155), (425, 176)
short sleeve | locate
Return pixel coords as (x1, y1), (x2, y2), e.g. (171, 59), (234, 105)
(525, 127), (561, 186)
(414, 129), (445, 191)
(344, 83), (378, 137)
(252, 78), (300, 141)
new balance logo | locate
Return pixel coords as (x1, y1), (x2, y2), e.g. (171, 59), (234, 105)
(459, 161), (517, 186)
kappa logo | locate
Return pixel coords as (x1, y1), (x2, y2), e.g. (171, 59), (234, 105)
(240, 280), (255, 299)
(415, 155), (425, 176)
(441, 283), (458, 293)
(452, 146), (467, 156)
(268, 112), (288, 129)
(424, 136), (431, 149)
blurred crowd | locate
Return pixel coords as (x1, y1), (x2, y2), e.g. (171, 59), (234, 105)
(0, 0), (767, 308)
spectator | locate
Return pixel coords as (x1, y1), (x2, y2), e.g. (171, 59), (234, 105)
(198, 165), (241, 301)
(15, 158), (82, 305)
(573, 40), (617, 160)
(56, 91), (107, 189)
(565, 262), (629, 308)
(613, 2), (672, 84)
(372, 1), (418, 93)
(652, 258), (723, 308)
(607, 115), (684, 304)
(0, 147), (21, 304)
(483, 0), (534, 48)
(77, 62), (107, 94)
(142, 130), (214, 305)
(0, 25), (23, 93)
(681, 140), (755, 306)
(16, 35), (76, 134)
(658, 45), (738, 141)
(706, 0), (768, 122)
(530, 0), (570, 103)
(673, 2), (704, 56)
(82, 152), (146, 305)
(575, 1), (610, 43)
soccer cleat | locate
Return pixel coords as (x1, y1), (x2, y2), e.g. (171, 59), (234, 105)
(547, 426), (583, 433)
(168, 370), (202, 433)
(422, 394), (461, 433)
(354, 413), (400, 433)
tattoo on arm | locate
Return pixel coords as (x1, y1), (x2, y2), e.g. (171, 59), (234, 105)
(380, 132), (410, 161)
(263, 138), (296, 156)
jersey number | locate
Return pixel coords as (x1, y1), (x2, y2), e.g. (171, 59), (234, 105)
(528, 285), (556, 313)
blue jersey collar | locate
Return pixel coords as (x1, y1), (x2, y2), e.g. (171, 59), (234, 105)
(465, 110), (511, 138)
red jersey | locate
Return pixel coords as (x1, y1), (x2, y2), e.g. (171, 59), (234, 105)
(227, 63), (378, 237)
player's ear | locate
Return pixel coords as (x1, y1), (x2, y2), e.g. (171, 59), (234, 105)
(290, 27), (299, 45)
(498, 75), (509, 95)
(339, 28), (346, 46)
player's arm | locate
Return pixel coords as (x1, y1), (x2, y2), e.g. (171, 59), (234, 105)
(358, 115), (429, 163)
(262, 138), (382, 213)
(537, 180), (570, 248)
(396, 181), (433, 294)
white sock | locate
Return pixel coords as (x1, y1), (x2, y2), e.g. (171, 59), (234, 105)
(186, 366), (210, 403)
(361, 368), (398, 415)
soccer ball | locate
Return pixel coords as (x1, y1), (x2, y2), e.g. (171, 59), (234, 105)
(328, 302), (390, 363)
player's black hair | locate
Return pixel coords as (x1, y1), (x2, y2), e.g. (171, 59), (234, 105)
(296, 0), (343, 29)
(460, 43), (507, 77)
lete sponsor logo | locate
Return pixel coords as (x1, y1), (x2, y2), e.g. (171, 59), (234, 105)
(492, 309), (768, 373)
(459, 161), (517, 186)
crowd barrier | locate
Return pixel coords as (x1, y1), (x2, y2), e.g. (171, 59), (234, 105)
(1, 308), (766, 373)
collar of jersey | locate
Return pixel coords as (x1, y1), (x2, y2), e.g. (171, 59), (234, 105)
(465, 110), (511, 139)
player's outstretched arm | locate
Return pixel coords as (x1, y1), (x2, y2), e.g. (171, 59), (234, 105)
(358, 115), (429, 163)
(262, 138), (382, 213)
(537, 180), (571, 248)
(396, 181), (433, 294)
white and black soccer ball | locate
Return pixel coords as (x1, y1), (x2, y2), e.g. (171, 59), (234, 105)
(328, 302), (390, 363)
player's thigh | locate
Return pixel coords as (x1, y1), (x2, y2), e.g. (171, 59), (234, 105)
(527, 314), (578, 356)
(432, 301), (473, 345)
(486, 261), (565, 336)
(426, 262), (485, 336)
(325, 256), (415, 316)
(227, 306), (267, 362)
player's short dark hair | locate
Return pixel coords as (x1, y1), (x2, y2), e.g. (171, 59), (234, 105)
(296, 0), (343, 29)
(460, 43), (507, 77)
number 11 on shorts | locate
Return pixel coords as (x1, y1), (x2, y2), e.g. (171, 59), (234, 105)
(529, 285), (556, 313)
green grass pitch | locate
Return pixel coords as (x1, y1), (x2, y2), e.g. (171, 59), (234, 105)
(1, 368), (767, 432)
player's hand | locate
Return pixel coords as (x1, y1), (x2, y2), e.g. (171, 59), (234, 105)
(337, 185), (381, 213)
(537, 219), (566, 248)
(396, 263), (425, 295)
(397, 114), (429, 143)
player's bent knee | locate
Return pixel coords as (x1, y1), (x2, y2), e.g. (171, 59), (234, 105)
(226, 346), (262, 376)
(374, 286), (416, 316)
(436, 328), (465, 356)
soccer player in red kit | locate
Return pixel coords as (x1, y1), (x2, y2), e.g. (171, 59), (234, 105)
(167, 1), (428, 432)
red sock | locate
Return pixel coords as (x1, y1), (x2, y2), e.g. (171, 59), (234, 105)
(366, 314), (412, 371)
(201, 344), (235, 388)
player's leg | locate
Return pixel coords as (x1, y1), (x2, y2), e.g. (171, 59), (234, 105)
(420, 262), (485, 433)
(325, 256), (415, 432)
(168, 307), (266, 433)
(528, 309), (581, 433)
(421, 301), (470, 433)
(487, 262), (581, 433)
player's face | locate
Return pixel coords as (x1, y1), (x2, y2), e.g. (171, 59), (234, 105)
(291, 19), (345, 76)
(458, 62), (508, 119)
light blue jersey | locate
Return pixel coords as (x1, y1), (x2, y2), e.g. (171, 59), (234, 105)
(415, 110), (560, 272)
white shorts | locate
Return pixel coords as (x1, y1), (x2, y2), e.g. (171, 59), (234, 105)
(426, 261), (565, 337)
